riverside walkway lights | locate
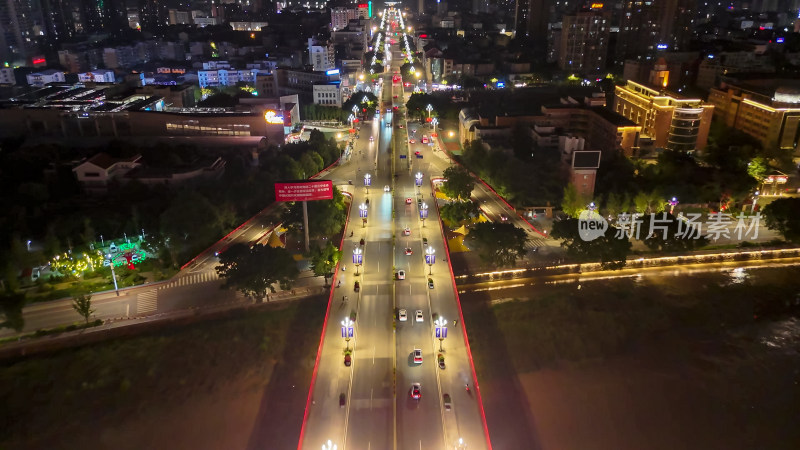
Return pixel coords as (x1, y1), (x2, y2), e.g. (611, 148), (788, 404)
(669, 197), (679, 214)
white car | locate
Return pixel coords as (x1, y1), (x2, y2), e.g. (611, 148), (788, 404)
(369, 136), (374, 142)
(399, 309), (407, 321)
(415, 310), (423, 322)
(413, 348), (423, 364)
(403, 227), (411, 236)
(384, 185), (390, 192)
(397, 270), (406, 280)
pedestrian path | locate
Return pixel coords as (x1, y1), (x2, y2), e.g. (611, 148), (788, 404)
(137, 290), (158, 314)
(159, 270), (220, 290)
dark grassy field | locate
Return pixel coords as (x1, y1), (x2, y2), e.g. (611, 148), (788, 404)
(0, 295), (327, 449)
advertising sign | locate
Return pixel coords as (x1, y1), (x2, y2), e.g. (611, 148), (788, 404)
(275, 180), (334, 202)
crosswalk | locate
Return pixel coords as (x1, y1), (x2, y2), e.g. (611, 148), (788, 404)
(158, 270), (220, 290)
(137, 290), (158, 314)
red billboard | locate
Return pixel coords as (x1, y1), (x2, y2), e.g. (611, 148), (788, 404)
(275, 180), (334, 202)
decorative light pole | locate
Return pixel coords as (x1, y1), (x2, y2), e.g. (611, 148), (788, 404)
(359, 203), (368, 228)
(419, 201), (428, 227)
(668, 197), (679, 215)
(431, 117), (438, 137)
(341, 317), (354, 350)
(415, 172), (423, 195)
(364, 173), (371, 194)
(751, 191), (760, 213)
(107, 254), (119, 296)
(425, 246), (435, 275)
(426, 104), (433, 119)
(588, 201), (596, 212)
(352, 104), (359, 119)
(434, 316), (447, 351)
(323, 440), (338, 450)
(352, 247), (363, 275)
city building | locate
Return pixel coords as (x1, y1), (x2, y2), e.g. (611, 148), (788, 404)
(707, 78), (800, 152)
(308, 38), (335, 72)
(615, 0), (694, 65)
(559, 10), (610, 74)
(0, 0), (39, 63)
(78, 70), (116, 83)
(0, 67), (15, 85)
(72, 152), (142, 194)
(514, 0), (547, 42)
(331, 7), (357, 31)
(571, 150), (601, 198)
(313, 82), (342, 107)
(26, 70), (66, 86)
(614, 80), (713, 153)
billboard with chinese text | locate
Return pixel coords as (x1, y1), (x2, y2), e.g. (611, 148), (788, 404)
(275, 181), (334, 202)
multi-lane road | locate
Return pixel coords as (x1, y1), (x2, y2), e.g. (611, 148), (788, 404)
(299, 8), (491, 450)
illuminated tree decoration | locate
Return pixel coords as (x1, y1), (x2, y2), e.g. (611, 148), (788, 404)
(51, 250), (105, 276)
(106, 242), (148, 270)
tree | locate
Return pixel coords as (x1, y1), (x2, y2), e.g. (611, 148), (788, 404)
(283, 187), (347, 238)
(464, 222), (528, 268)
(761, 198), (800, 243)
(439, 200), (479, 225)
(71, 293), (94, 324)
(309, 241), (342, 285)
(216, 243), (300, 301)
(638, 213), (707, 252)
(550, 218), (632, 270)
(441, 166), (474, 200)
(0, 291), (25, 332)
(747, 157), (769, 182)
(561, 183), (588, 218)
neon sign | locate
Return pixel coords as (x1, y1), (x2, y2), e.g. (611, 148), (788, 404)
(590, 3), (604, 7)
(32, 58), (46, 64)
(265, 110), (284, 124)
(326, 69), (340, 75)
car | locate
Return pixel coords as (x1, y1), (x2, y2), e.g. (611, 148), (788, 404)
(428, 278), (434, 289)
(397, 270), (406, 280)
(369, 136), (374, 142)
(421, 135), (429, 144)
(398, 124), (404, 129)
(393, 95), (398, 99)
(443, 393), (452, 410)
(399, 309), (407, 321)
(413, 348), (423, 364)
(344, 354), (351, 366)
(405, 197), (413, 204)
(405, 247), (413, 255)
(415, 310), (423, 322)
(354, 281), (360, 292)
(500, 214), (509, 221)
(340, 393), (347, 407)
(411, 383), (421, 399)
(409, 138), (415, 144)
(403, 227), (411, 236)
(384, 185), (391, 192)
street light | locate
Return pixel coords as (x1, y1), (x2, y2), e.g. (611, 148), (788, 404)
(668, 197), (679, 215)
(431, 117), (438, 136)
(359, 203), (368, 228)
(341, 317), (354, 350)
(322, 440), (338, 450)
(364, 173), (371, 194)
(426, 104), (433, 119)
(751, 191), (760, 213)
(588, 202), (596, 212)
(434, 316), (447, 351)
(352, 247), (363, 275)
(419, 201), (428, 227)
(425, 246), (435, 275)
(352, 105), (359, 119)
(415, 172), (423, 191)
(348, 114), (355, 129)
(107, 254), (119, 296)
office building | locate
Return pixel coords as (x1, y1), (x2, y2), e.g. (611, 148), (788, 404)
(614, 80), (713, 153)
(615, 0), (694, 65)
(308, 38), (335, 72)
(559, 10), (610, 74)
(514, 0), (547, 42)
(707, 79), (800, 152)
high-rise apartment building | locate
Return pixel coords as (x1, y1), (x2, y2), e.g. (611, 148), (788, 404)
(559, 10), (609, 74)
(514, 0), (547, 42)
(0, 0), (39, 63)
(615, 0), (694, 65)
(331, 6), (356, 31)
(308, 37), (335, 72)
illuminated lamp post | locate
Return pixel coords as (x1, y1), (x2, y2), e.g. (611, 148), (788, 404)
(426, 104), (433, 119)
(751, 191), (760, 213)
(431, 117), (438, 137)
(364, 173), (371, 195)
(323, 440), (338, 450)
(348, 114), (355, 129)
(419, 201), (428, 227)
(434, 316), (447, 351)
(425, 246), (435, 275)
(415, 172), (423, 196)
(352, 104), (359, 121)
(668, 197), (679, 215)
(341, 317), (354, 350)
(359, 203), (368, 228)
(352, 247), (363, 276)
(107, 254), (119, 296)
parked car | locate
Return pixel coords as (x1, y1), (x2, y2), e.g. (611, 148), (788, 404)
(438, 354), (446, 370)
(406, 197), (413, 204)
(403, 227), (411, 236)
